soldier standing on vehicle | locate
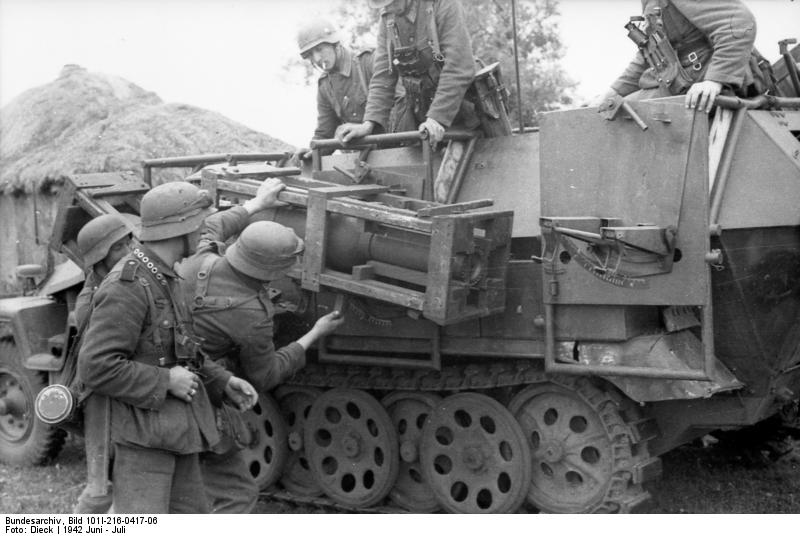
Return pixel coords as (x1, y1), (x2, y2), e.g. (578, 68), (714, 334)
(291, 19), (377, 165)
(336, 0), (478, 146)
(77, 182), (259, 513)
(176, 178), (344, 513)
(602, 0), (757, 113)
(72, 213), (137, 514)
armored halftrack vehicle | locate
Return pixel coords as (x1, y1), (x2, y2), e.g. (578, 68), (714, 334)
(2, 48), (800, 513)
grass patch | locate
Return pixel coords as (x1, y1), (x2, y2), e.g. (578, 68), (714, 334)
(0, 433), (86, 513)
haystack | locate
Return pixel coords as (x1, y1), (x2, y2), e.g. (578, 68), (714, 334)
(0, 64), (294, 293)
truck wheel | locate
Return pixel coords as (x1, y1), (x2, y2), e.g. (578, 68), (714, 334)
(0, 339), (66, 465)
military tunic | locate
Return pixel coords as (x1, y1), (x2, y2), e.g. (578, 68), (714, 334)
(77, 246), (231, 513)
(611, 0), (757, 97)
(364, 0), (476, 130)
(177, 206), (306, 513)
(314, 47), (374, 141)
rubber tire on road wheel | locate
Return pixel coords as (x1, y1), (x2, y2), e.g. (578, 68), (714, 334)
(0, 339), (66, 465)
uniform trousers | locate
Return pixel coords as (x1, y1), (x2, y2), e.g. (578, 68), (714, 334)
(200, 449), (259, 513)
(112, 443), (210, 513)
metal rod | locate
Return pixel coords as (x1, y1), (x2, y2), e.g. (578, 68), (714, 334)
(511, 0), (525, 131)
(715, 94), (800, 110)
(709, 107), (747, 225)
(142, 153), (288, 169)
(310, 129), (476, 151)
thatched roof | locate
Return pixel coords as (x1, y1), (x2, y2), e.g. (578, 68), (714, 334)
(0, 65), (293, 195)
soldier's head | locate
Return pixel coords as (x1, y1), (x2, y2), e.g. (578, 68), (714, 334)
(225, 221), (305, 282)
(139, 181), (215, 255)
(77, 213), (138, 274)
(367, 0), (407, 14)
(297, 19), (342, 72)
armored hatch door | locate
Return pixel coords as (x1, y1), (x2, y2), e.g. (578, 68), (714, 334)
(539, 99), (710, 307)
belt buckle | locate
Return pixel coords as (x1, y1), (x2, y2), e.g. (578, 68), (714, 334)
(686, 51), (702, 71)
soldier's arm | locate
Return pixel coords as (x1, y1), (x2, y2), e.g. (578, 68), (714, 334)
(230, 312), (306, 394)
(363, 14), (399, 131)
(426, 0), (476, 128)
(671, 0), (756, 88)
(610, 50), (649, 97)
(197, 207), (250, 251)
(77, 276), (170, 409)
(197, 178), (286, 250)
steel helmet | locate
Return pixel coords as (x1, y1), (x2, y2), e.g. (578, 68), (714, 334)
(367, 0), (395, 8)
(297, 19), (341, 57)
(225, 221), (305, 281)
(139, 181), (215, 241)
(77, 213), (132, 269)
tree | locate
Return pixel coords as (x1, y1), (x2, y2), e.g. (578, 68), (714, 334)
(285, 0), (574, 128)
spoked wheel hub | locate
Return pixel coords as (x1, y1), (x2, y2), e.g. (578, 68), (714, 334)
(382, 391), (441, 512)
(305, 388), (399, 507)
(274, 385), (324, 496)
(420, 392), (531, 513)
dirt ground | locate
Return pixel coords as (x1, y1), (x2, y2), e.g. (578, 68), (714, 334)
(2, 430), (799, 514)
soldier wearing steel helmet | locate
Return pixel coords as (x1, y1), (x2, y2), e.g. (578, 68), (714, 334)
(77, 181), (259, 513)
(336, 0), (478, 147)
(175, 178), (344, 513)
(290, 19), (376, 165)
(71, 212), (138, 514)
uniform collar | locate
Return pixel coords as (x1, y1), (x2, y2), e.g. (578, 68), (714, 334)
(337, 47), (353, 77)
(136, 245), (179, 279)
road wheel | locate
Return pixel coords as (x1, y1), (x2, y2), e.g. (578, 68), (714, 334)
(509, 377), (648, 513)
(420, 392), (531, 513)
(305, 388), (399, 508)
(0, 340), (66, 465)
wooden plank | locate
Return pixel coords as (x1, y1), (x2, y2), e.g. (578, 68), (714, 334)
(367, 261), (428, 287)
(318, 271), (426, 310)
(301, 190), (328, 292)
(416, 199), (494, 218)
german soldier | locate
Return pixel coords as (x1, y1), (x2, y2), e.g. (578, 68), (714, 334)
(77, 182), (258, 513)
(176, 178), (344, 513)
(336, 0), (478, 146)
(291, 19), (377, 165)
(603, 0), (757, 113)
(72, 213), (137, 514)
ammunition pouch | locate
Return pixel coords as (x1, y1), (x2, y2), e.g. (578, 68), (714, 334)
(211, 401), (253, 455)
(465, 61), (513, 137)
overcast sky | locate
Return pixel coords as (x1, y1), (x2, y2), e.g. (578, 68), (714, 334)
(0, 0), (797, 147)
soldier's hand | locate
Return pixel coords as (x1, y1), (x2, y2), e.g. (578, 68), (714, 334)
(289, 148), (312, 167)
(419, 117), (445, 147)
(596, 89), (622, 112)
(243, 177), (287, 214)
(312, 310), (346, 337)
(224, 376), (258, 411)
(686, 80), (722, 113)
(336, 122), (374, 144)
(167, 366), (200, 403)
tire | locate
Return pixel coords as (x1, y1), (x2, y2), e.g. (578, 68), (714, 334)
(0, 339), (66, 465)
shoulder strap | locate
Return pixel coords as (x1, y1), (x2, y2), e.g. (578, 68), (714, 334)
(422, 0), (443, 62)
